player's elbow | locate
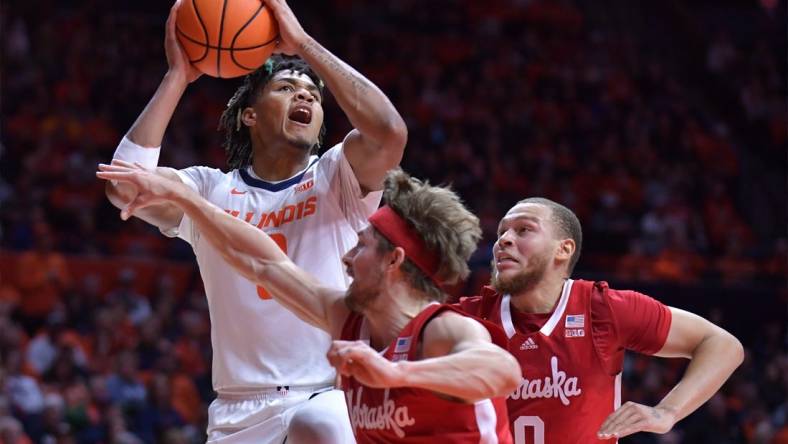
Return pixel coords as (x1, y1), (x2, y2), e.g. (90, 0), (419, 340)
(698, 328), (744, 370)
(726, 332), (745, 368)
(381, 115), (408, 157)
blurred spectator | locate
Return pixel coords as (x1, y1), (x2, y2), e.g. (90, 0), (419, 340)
(0, 272), (21, 313)
(105, 351), (146, 409)
(135, 372), (184, 443)
(106, 269), (152, 327)
(15, 227), (72, 333)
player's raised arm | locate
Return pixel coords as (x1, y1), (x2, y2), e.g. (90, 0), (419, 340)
(105, 1), (201, 231)
(262, 0), (407, 191)
(597, 307), (743, 439)
(328, 312), (521, 403)
(98, 162), (348, 335)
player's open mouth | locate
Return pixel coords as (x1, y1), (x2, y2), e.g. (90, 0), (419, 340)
(288, 105), (312, 125)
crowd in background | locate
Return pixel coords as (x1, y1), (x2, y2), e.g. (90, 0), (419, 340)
(1, 0), (785, 442)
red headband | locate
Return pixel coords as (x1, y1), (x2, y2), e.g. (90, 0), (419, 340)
(368, 206), (441, 283)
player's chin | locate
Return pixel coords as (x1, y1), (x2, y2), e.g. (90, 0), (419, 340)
(492, 268), (524, 288)
(282, 125), (317, 151)
(282, 130), (316, 151)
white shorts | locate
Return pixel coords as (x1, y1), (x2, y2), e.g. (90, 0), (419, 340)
(206, 386), (353, 444)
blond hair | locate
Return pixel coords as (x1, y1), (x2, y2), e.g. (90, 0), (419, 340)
(375, 168), (482, 302)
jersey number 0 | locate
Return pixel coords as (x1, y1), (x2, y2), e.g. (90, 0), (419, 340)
(514, 416), (545, 444)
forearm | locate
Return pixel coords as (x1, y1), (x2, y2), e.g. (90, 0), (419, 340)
(171, 187), (333, 329)
(298, 37), (405, 146)
(108, 74), (187, 202)
(396, 344), (520, 402)
(172, 186), (289, 274)
(656, 332), (743, 422)
(126, 72), (188, 147)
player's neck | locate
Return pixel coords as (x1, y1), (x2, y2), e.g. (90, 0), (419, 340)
(509, 274), (566, 314)
(365, 281), (432, 350)
(250, 143), (310, 181)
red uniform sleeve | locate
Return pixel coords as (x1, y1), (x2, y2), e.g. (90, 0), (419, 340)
(456, 287), (499, 320)
(456, 296), (483, 317)
(590, 285), (673, 375)
(606, 289), (673, 354)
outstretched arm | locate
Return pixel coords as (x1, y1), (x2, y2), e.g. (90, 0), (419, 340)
(327, 312), (520, 402)
(98, 162), (349, 336)
(105, 0), (202, 231)
(597, 307), (743, 439)
(264, 0), (406, 191)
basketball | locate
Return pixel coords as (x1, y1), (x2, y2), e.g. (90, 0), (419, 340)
(176, 0), (279, 78)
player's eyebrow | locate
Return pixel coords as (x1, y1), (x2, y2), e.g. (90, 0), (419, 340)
(497, 215), (541, 232)
(274, 77), (322, 100)
(501, 214), (540, 226)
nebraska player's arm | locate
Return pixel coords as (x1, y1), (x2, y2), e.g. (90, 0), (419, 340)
(105, 2), (199, 230)
(263, 0), (406, 192)
(105, 162), (185, 232)
(328, 312), (520, 403)
(97, 163), (350, 337)
(598, 307), (743, 439)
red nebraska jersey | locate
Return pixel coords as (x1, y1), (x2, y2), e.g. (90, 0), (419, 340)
(459, 279), (672, 444)
(340, 304), (514, 443)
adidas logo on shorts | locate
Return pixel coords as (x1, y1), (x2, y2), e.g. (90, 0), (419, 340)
(520, 337), (538, 350)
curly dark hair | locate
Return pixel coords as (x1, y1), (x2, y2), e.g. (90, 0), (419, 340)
(218, 55), (327, 170)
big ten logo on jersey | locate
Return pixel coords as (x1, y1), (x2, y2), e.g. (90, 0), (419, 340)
(224, 196), (317, 230)
(294, 179), (314, 193)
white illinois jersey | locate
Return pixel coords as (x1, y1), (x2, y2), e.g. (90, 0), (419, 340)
(171, 143), (381, 393)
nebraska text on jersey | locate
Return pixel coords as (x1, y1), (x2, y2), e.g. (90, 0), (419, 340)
(509, 356), (581, 406)
(347, 387), (415, 438)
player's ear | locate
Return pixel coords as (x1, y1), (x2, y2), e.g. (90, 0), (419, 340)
(388, 247), (406, 271)
(241, 107), (256, 127)
(556, 238), (575, 263)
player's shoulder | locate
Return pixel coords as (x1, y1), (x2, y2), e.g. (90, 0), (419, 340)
(179, 165), (232, 183)
(582, 279), (657, 322)
(317, 142), (344, 161)
(571, 278), (615, 303)
(422, 309), (487, 353)
(428, 304), (508, 350)
(570, 278), (605, 292)
(579, 279), (649, 305)
(457, 286), (500, 316)
(313, 142), (347, 174)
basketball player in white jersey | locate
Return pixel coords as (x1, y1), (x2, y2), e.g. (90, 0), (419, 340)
(104, 0), (407, 442)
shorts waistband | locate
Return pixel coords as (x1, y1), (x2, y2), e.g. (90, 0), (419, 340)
(216, 384), (334, 401)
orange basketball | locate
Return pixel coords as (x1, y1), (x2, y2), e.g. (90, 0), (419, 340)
(176, 0), (279, 78)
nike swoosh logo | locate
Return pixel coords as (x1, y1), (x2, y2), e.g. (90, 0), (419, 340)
(230, 188), (247, 195)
